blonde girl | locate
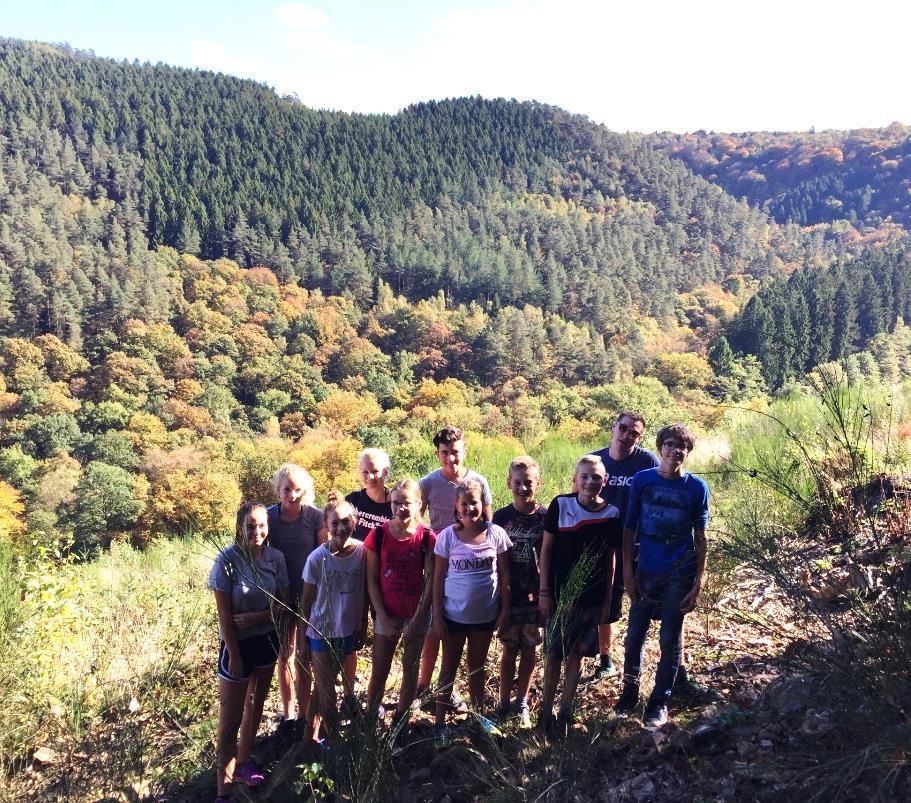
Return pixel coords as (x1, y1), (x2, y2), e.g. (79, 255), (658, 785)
(266, 464), (326, 742)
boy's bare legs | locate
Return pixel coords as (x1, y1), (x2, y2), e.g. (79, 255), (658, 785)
(498, 644), (519, 708)
(539, 655), (561, 726)
(516, 643), (536, 702)
(559, 652), (584, 715)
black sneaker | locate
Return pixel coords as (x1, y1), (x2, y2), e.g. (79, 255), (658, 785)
(585, 657), (617, 684)
(614, 685), (640, 717)
(673, 667), (719, 701)
(272, 716), (301, 745)
(642, 701), (668, 731)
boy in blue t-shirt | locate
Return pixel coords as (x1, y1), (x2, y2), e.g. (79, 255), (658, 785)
(615, 423), (709, 730)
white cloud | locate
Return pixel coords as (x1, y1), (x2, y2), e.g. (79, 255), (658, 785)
(190, 39), (263, 79)
(275, 3), (329, 32)
(191, 0), (911, 131)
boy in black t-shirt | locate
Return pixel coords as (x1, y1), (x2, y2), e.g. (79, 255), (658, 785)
(493, 456), (547, 729)
(537, 455), (620, 732)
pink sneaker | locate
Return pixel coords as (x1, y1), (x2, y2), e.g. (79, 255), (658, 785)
(234, 759), (265, 787)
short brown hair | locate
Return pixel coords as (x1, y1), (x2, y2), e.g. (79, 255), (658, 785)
(508, 455), (540, 476)
(616, 410), (646, 428)
(433, 425), (464, 448)
(655, 423), (695, 452)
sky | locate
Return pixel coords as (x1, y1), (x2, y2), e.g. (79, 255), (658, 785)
(3, 0), (909, 133)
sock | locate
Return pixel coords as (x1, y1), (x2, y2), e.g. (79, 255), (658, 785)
(516, 695), (529, 709)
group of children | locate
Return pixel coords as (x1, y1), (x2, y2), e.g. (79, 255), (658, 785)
(208, 417), (709, 800)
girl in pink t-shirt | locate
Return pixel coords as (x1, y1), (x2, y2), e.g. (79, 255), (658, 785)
(365, 479), (436, 739)
(431, 478), (511, 745)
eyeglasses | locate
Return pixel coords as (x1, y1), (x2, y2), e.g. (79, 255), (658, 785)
(661, 440), (690, 452)
(616, 423), (643, 438)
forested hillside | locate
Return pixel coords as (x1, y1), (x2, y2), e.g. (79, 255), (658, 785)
(4, 38), (911, 552)
(725, 245), (911, 388)
(0, 37), (835, 348)
(650, 125), (911, 230)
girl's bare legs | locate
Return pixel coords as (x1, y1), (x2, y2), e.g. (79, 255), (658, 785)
(312, 650), (342, 739)
(419, 630), (440, 690)
(216, 678), (247, 797)
(238, 664), (275, 763)
(559, 652), (584, 713)
(278, 619), (297, 719)
(367, 633), (399, 711)
(465, 630), (494, 709)
(397, 631), (423, 714)
(435, 631), (467, 726)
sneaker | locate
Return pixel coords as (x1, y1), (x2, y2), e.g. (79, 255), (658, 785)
(516, 703), (532, 729)
(233, 759), (265, 787)
(585, 657), (617, 683)
(614, 684), (640, 717)
(433, 723), (451, 749)
(272, 715), (300, 745)
(472, 714), (502, 738)
(495, 701), (512, 721)
(451, 690), (469, 714)
(642, 702), (668, 731)
(674, 666), (717, 699)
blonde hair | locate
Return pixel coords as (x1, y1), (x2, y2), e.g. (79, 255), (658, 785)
(391, 478), (422, 503)
(575, 454), (606, 476)
(323, 489), (356, 524)
(272, 463), (315, 505)
(358, 447), (391, 473)
(508, 455), (540, 476)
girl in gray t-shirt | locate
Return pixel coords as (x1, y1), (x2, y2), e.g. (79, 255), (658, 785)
(208, 502), (288, 797)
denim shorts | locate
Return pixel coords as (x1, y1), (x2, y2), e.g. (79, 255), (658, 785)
(308, 633), (357, 656)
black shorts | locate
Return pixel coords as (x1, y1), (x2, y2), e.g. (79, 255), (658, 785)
(443, 615), (497, 635)
(544, 606), (600, 660)
(218, 631), (280, 683)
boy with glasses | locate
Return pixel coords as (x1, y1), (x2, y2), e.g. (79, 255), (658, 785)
(615, 423), (709, 730)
